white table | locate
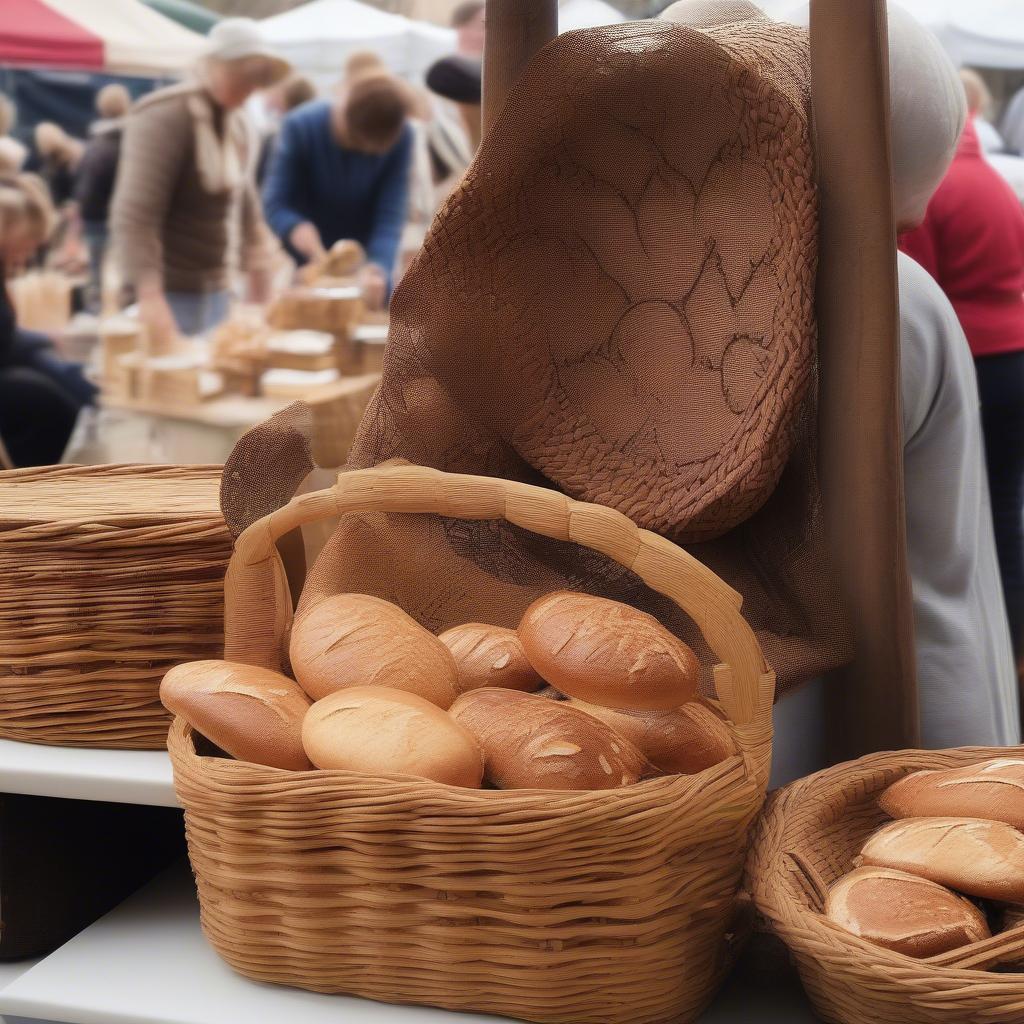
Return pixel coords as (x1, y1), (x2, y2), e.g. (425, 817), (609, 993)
(0, 738), (175, 807)
(0, 862), (820, 1024)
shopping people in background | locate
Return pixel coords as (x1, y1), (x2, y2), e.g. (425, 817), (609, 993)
(262, 72), (412, 308)
(256, 73), (317, 185)
(0, 95), (25, 175)
(75, 84), (132, 313)
(34, 122), (82, 209)
(425, 1), (484, 197)
(959, 69), (1003, 153)
(0, 174), (96, 467)
(110, 18), (288, 342)
(900, 69), (1024, 679)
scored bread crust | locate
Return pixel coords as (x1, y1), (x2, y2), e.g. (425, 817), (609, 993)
(565, 698), (736, 775)
(301, 685), (483, 787)
(289, 594), (459, 708)
(160, 660), (312, 770)
(825, 867), (990, 958)
(878, 759), (1024, 830)
(450, 687), (647, 790)
(518, 592), (699, 711)
(439, 623), (544, 694)
(859, 817), (1024, 902)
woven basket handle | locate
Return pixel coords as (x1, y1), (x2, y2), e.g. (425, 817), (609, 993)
(224, 465), (775, 775)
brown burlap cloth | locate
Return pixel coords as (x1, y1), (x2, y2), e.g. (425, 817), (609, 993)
(223, 17), (852, 697)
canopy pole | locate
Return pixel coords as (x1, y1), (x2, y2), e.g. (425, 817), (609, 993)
(482, 0), (558, 134)
(811, 0), (919, 756)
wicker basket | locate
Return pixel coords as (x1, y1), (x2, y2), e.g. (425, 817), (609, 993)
(749, 745), (1024, 1024)
(168, 464), (776, 1024)
(0, 465), (232, 748)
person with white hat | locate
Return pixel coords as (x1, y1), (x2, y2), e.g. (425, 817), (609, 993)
(110, 18), (290, 343)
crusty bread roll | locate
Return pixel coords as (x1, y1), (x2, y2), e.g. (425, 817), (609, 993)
(825, 867), (990, 957)
(518, 592), (699, 711)
(322, 239), (365, 277)
(301, 686), (483, 787)
(289, 594), (459, 708)
(859, 817), (1024, 902)
(439, 623), (544, 694)
(1006, 904), (1024, 931)
(449, 687), (647, 790)
(878, 758), (1024, 830)
(565, 698), (736, 775)
(161, 660), (312, 770)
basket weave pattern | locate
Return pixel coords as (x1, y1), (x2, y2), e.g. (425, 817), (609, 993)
(749, 745), (1024, 1024)
(170, 465), (775, 1024)
(0, 465), (231, 748)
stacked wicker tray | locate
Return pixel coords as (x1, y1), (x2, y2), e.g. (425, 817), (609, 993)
(0, 465), (232, 748)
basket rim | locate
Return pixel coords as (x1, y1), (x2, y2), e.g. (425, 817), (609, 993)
(750, 742), (1024, 981)
(169, 716), (763, 808)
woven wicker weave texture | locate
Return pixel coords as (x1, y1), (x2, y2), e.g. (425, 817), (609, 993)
(0, 465), (232, 748)
(170, 464), (776, 1024)
(749, 746), (1024, 1024)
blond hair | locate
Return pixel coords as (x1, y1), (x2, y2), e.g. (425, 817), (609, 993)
(0, 173), (56, 249)
(0, 94), (15, 137)
(0, 137), (27, 175)
(960, 68), (992, 118)
(97, 82), (131, 119)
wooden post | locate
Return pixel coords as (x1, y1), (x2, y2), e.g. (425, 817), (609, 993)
(482, 0), (558, 134)
(811, 0), (920, 756)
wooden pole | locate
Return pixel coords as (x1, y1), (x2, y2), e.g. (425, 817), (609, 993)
(482, 0), (558, 134)
(811, 0), (920, 756)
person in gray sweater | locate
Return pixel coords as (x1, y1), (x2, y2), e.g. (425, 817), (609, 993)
(110, 19), (288, 341)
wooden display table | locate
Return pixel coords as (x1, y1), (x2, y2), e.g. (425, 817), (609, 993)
(68, 373), (381, 467)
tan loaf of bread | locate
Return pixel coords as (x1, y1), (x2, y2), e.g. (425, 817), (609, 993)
(825, 867), (990, 957)
(518, 592), (699, 710)
(878, 758), (1024, 830)
(302, 686), (483, 787)
(439, 623), (543, 694)
(161, 660), (312, 770)
(566, 698), (736, 775)
(859, 817), (1024, 903)
(449, 687), (646, 790)
(289, 594), (458, 707)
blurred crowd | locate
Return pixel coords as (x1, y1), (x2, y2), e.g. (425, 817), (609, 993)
(0, 2), (486, 466)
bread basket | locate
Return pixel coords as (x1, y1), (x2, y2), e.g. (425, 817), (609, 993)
(168, 464), (775, 1024)
(0, 464), (231, 748)
(749, 745), (1024, 1024)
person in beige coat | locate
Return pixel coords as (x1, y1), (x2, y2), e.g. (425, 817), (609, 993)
(110, 18), (289, 344)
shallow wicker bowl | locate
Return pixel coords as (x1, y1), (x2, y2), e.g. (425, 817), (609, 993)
(170, 464), (776, 1024)
(749, 744), (1024, 1024)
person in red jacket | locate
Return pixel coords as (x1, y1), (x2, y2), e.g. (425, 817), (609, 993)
(901, 107), (1024, 661)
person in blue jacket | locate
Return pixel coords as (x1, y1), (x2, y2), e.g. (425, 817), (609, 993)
(262, 73), (413, 308)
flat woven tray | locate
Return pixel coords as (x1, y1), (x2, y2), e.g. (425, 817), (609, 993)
(0, 465), (232, 748)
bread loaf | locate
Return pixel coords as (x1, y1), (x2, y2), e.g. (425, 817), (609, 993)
(878, 758), (1024, 830)
(449, 687), (646, 790)
(301, 686), (483, 787)
(565, 698), (735, 775)
(859, 817), (1024, 902)
(439, 623), (544, 694)
(518, 592), (699, 710)
(161, 660), (312, 770)
(825, 867), (990, 957)
(289, 594), (459, 708)
(322, 239), (365, 277)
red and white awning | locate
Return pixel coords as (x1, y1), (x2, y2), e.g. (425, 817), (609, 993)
(0, 0), (206, 77)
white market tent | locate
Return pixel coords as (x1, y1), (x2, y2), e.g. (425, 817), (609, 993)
(558, 0), (626, 32)
(894, 0), (1024, 69)
(261, 0), (455, 86)
(771, 0), (1024, 70)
